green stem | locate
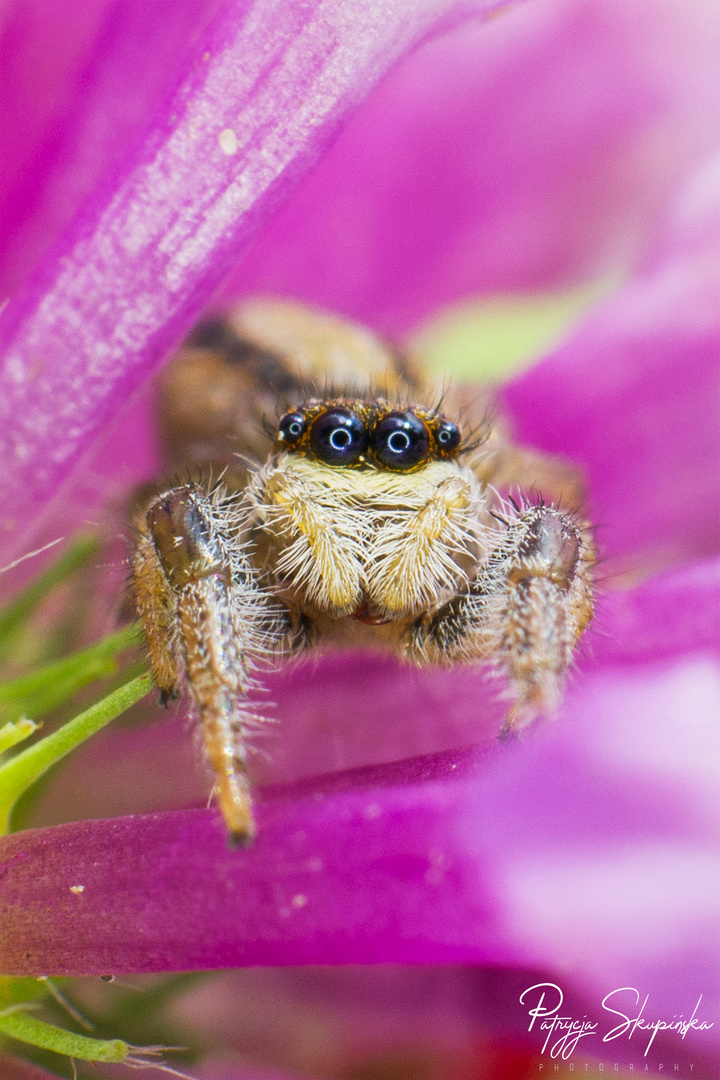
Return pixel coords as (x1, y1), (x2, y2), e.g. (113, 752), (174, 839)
(0, 719), (38, 755)
(0, 625), (139, 722)
(0, 672), (152, 834)
(0, 1008), (128, 1062)
(0, 535), (101, 658)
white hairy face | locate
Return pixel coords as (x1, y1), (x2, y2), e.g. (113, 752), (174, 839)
(250, 453), (489, 621)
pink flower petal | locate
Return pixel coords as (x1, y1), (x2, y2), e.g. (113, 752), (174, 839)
(0, 0), (222, 298)
(0, 754), (517, 976)
(592, 556), (720, 665)
(176, 965), (705, 1076)
(503, 161), (720, 570)
(0, 3), (717, 1073)
(0, 0), (501, 566)
(0, 0), (109, 237)
(484, 658), (720, 991)
(222, 0), (720, 332)
(2, 561), (716, 1045)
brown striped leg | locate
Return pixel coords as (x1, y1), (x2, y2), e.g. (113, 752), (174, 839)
(134, 484), (281, 845)
(411, 502), (595, 735)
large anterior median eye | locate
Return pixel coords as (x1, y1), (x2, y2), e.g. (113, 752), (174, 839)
(278, 411), (307, 444)
(310, 408), (368, 465)
(372, 411), (430, 469)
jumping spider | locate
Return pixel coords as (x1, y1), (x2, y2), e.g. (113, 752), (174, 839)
(133, 299), (595, 845)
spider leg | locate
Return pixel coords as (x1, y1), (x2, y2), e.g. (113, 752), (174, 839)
(133, 527), (182, 704)
(411, 501), (595, 734)
(133, 483), (286, 845)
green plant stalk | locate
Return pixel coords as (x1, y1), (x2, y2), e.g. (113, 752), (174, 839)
(0, 672), (152, 834)
(0, 535), (101, 657)
(0, 624), (139, 722)
(0, 1007), (129, 1062)
(0, 720), (38, 755)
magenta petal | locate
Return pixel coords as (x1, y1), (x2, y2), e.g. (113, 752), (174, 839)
(0, 0), (223, 298)
(0, 5), (717, 1068)
(0, 0), (500, 566)
(503, 177), (720, 569)
(0, 753), (518, 977)
(592, 556), (720, 665)
(223, 0), (720, 330)
(262, 557), (720, 781)
(0, 0), (109, 233)
(3, 561), (717, 997)
(484, 655), (720, 1033)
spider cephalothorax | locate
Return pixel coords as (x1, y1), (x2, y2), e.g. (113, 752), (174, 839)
(133, 298), (595, 844)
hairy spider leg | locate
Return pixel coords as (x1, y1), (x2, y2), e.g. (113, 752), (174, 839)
(411, 503), (595, 733)
(133, 484), (285, 845)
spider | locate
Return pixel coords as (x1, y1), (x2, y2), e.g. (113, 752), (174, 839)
(132, 299), (595, 845)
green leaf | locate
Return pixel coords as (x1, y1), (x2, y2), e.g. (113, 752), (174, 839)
(0, 535), (101, 661)
(0, 1009), (125, 1063)
(0, 672), (152, 834)
(0, 719), (38, 755)
(0, 625), (139, 723)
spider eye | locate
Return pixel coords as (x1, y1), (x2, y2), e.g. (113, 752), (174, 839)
(435, 419), (461, 453)
(372, 411), (430, 469)
(278, 411), (307, 444)
(310, 408), (368, 465)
